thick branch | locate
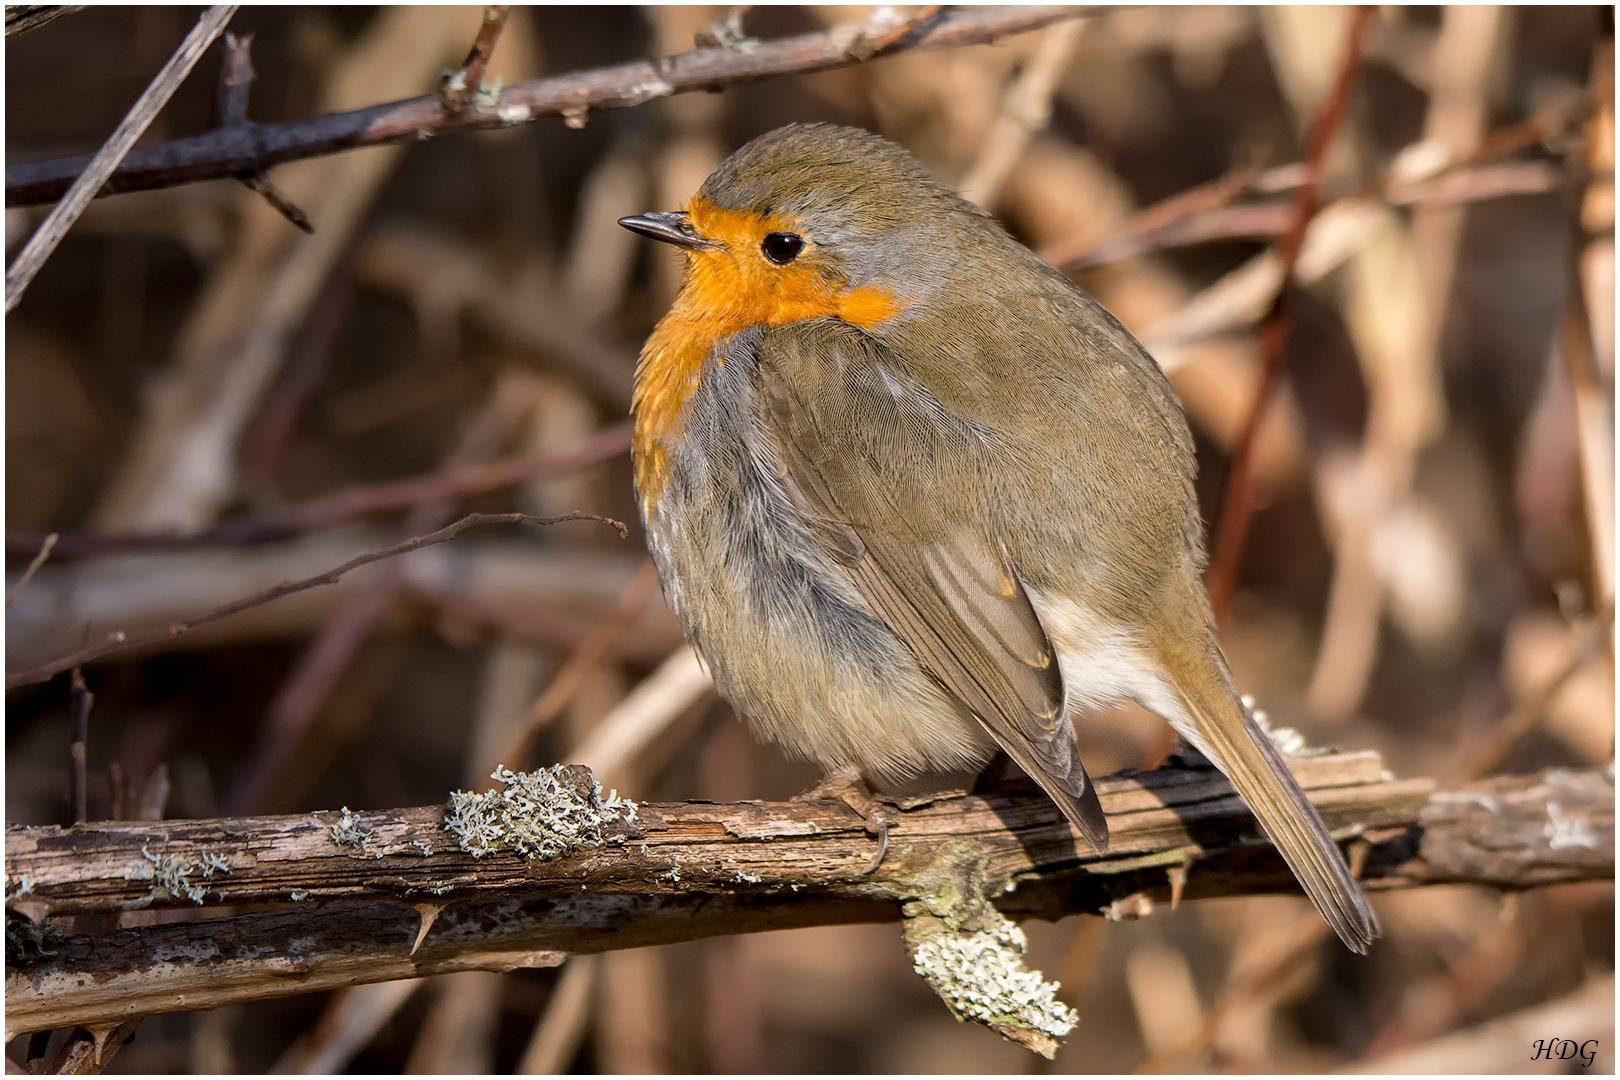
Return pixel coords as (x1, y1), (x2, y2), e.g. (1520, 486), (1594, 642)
(5, 757), (1610, 1035)
(5, 6), (1099, 207)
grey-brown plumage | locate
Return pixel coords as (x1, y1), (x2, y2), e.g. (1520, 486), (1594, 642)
(624, 123), (1378, 952)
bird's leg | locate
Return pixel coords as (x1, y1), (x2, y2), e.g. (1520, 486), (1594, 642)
(795, 764), (889, 873)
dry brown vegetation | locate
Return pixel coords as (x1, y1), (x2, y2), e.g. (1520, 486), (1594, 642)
(5, 5), (1614, 1073)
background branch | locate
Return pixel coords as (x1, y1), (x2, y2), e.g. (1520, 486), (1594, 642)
(4, 6), (1101, 207)
(4, 5), (238, 310)
(4, 512), (624, 689)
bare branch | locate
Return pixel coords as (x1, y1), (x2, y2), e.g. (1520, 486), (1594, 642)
(4, 512), (625, 690)
(1203, 6), (1375, 619)
(6, 531), (57, 607)
(493, 559), (662, 775)
(6, 422), (633, 558)
(439, 5), (513, 115)
(4, 5), (238, 310)
(215, 30), (254, 125)
(5, 6), (1102, 207)
(5, 758), (1610, 1037)
(1458, 608), (1614, 781)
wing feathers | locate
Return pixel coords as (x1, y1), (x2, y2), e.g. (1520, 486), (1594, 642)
(756, 323), (1108, 849)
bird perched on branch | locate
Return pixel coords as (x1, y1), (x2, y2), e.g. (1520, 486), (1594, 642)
(620, 123), (1378, 953)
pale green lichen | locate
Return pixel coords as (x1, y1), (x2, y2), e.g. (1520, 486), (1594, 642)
(901, 842), (1077, 1057)
(473, 76), (504, 111)
(330, 806), (380, 857)
(445, 765), (637, 860)
(133, 846), (230, 905)
(909, 907), (1078, 1050)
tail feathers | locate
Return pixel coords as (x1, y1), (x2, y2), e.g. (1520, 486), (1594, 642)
(1167, 654), (1380, 954)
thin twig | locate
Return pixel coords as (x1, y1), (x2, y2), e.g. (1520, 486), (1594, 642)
(440, 5), (512, 114)
(1457, 609), (1614, 782)
(6, 422), (633, 557)
(518, 955), (599, 1074)
(1048, 136), (1578, 272)
(1041, 153), (1270, 269)
(5, 7), (1096, 206)
(216, 31), (253, 125)
(1134, 908), (1333, 1073)
(1203, 5), (1374, 620)
(215, 30), (314, 232)
(225, 390), (548, 816)
(4, 512), (624, 690)
(4, 4), (238, 311)
(958, 18), (1086, 208)
(234, 171), (314, 232)
(492, 558), (662, 778)
(7, 531), (58, 608)
(69, 669), (92, 825)
(276, 982), (423, 1074)
(43, 1019), (140, 1074)
(569, 646), (716, 786)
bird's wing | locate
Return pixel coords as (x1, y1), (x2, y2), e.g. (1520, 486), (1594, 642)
(753, 319), (1109, 849)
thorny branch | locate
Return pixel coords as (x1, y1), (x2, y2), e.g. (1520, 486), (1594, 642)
(5, 6), (1099, 206)
(217, 31), (313, 233)
(4, 756), (1609, 1039)
(4, 512), (626, 690)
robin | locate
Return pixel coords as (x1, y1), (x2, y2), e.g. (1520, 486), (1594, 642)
(619, 123), (1377, 953)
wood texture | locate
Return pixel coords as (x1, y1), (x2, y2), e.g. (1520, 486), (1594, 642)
(4, 756), (1610, 1036)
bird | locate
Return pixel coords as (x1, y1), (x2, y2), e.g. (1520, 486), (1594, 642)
(618, 122), (1378, 953)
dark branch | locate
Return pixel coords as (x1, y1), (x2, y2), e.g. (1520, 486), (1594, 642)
(5, 6), (1101, 207)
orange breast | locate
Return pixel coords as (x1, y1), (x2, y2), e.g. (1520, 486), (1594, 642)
(633, 198), (904, 509)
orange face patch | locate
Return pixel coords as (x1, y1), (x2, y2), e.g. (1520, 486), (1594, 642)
(632, 198), (906, 508)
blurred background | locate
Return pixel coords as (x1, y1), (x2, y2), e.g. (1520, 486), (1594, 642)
(5, 5), (1613, 1073)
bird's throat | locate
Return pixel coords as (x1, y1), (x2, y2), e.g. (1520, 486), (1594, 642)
(632, 200), (905, 511)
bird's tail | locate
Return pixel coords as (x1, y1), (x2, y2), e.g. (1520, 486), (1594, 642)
(1159, 638), (1379, 954)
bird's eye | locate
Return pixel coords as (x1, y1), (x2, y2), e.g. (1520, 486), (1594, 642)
(761, 232), (804, 264)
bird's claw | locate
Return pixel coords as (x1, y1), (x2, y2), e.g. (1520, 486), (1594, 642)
(796, 766), (890, 873)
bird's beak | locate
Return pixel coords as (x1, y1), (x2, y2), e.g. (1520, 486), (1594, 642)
(617, 211), (717, 251)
